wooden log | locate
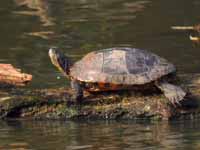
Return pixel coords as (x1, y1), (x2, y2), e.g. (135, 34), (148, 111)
(171, 24), (200, 32)
(189, 35), (200, 43)
(171, 25), (200, 44)
(0, 64), (32, 86)
(171, 26), (195, 30)
(0, 73), (199, 120)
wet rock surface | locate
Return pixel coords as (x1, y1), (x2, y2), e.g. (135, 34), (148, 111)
(0, 74), (200, 121)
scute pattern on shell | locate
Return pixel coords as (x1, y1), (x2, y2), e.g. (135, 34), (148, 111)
(70, 48), (176, 85)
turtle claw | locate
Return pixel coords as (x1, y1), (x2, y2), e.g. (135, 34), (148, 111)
(168, 97), (176, 107)
(156, 82), (186, 107)
(167, 92), (184, 107)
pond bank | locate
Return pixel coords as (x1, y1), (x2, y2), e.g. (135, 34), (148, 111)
(0, 74), (200, 121)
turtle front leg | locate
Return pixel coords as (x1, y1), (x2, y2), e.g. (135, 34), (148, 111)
(71, 80), (83, 103)
(155, 81), (186, 106)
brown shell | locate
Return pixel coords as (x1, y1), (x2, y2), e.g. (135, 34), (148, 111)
(70, 48), (176, 85)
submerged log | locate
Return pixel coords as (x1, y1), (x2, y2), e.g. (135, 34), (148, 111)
(0, 64), (32, 86)
(0, 74), (200, 120)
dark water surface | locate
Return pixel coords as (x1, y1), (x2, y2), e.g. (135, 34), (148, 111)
(1, 120), (200, 150)
(1, 0), (200, 149)
(0, 0), (200, 88)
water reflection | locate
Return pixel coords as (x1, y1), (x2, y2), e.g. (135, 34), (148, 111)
(0, 0), (200, 89)
(13, 0), (56, 40)
(0, 120), (200, 149)
(14, 0), (55, 26)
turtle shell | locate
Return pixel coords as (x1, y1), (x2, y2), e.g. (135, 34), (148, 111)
(70, 48), (176, 85)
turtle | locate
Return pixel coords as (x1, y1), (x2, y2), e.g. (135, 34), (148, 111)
(48, 47), (186, 105)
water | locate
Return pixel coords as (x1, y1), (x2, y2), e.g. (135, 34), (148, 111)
(0, 0), (200, 88)
(1, 0), (200, 149)
(0, 120), (200, 150)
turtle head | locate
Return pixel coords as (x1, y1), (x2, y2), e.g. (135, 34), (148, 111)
(49, 47), (72, 76)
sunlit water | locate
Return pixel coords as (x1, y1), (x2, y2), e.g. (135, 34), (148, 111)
(1, 0), (200, 149)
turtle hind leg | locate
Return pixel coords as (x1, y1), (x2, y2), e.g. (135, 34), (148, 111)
(155, 81), (186, 106)
(71, 80), (83, 103)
